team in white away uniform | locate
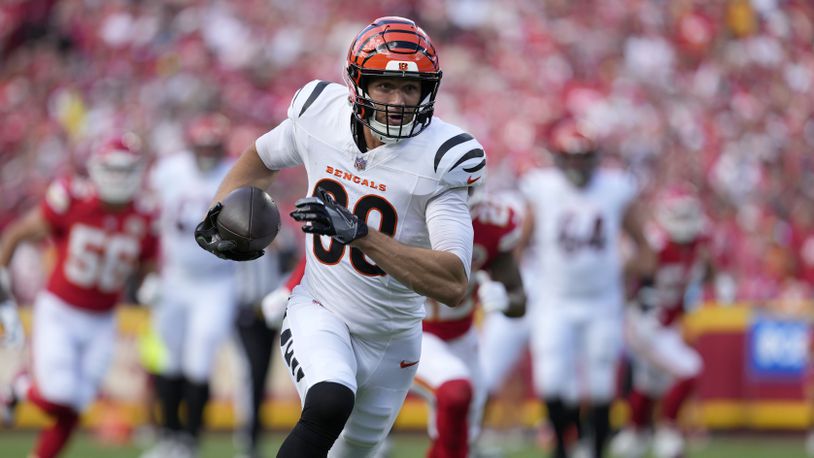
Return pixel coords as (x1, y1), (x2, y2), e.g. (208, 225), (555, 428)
(149, 146), (236, 378)
(414, 191), (526, 458)
(519, 120), (655, 458)
(255, 78), (482, 456)
(522, 166), (638, 397)
(144, 114), (236, 457)
(612, 186), (709, 458)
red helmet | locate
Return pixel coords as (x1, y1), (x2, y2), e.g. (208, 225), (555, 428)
(344, 16), (442, 142)
(88, 133), (144, 204)
(548, 119), (599, 187)
(654, 183), (706, 243)
(186, 113), (230, 171)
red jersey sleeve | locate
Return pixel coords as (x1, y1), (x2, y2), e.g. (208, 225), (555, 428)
(471, 197), (522, 269)
(40, 178), (74, 233)
(286, 257), (306, 290)
(139, 220), (160, 263)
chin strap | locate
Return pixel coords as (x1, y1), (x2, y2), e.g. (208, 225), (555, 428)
(367, 116), (411, 144)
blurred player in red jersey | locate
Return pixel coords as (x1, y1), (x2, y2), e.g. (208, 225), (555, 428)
(0, 133), (158, 458)
(611, 184), (712, 458)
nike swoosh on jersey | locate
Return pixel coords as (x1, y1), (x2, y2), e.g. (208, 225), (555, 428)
(400, 360), (419, 368)
(467, 176), (481, 185)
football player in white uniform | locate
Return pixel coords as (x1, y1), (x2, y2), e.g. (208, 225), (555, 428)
(142, 113), (237, 458)
(520, 120), (656, 458)
(195, 17), (484, 458)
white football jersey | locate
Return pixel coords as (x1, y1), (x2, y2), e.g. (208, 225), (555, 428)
(256, 80), (485, 337)
(149, 152), (235, 279)
(520, 167), (637, 308)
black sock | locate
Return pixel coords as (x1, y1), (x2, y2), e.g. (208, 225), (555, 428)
(588, 403), (611, 458)
(154, 374), (185, 433)
(545, 398), (571, 458)
(570, 404), (583, 440)
(184, 380), (210, 439)
(237, 316), (276, 451)
(277, 381), (355, 458)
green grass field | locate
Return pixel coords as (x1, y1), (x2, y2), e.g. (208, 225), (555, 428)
(1, 431), (811, 458)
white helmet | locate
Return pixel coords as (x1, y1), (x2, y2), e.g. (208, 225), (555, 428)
(654, 184), (706, 243)
(88, 133), (144, 204)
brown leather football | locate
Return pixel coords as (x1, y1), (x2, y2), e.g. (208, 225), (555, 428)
(216, 186), (281, 252)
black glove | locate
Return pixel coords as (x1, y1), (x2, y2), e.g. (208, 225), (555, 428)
(290, 189), (368, 244)
(194, 203), (264, 261)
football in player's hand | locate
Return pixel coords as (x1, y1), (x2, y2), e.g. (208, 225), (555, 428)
(216, 186), (281, 252)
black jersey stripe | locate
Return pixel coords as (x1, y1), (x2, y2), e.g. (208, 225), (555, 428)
(463, 159), (486, 173)
(450, 148), (484, 172)
(298, 81), (330, 117)
(434, 133), (474, 172)
(290, 87), (303, 108)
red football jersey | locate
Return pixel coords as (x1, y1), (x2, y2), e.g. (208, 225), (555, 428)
(41, 177), (158, 312)
(423, 194), (523, 340)
(647, 225), (707, 326)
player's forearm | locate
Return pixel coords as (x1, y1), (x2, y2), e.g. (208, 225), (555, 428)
(0, 233), (19, 268)
(211, 144), (278, 205)
(351, 229), (468, 306)
(0, 208), (49, 267)
(488, 251), (526, 317)
(623, 202), (657, 277)
(134, 260), (157, 287)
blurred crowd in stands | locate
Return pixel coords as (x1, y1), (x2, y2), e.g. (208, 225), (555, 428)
(1, 0), (814, 307)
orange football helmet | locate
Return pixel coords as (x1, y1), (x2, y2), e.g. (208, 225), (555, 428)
(345, 16), (442, 141)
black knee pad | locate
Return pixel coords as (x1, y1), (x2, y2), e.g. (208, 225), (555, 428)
(277, 382), (356, 457)
(301, 381), (355, 438)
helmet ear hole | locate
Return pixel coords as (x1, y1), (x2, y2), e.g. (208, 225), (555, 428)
(420, 80), (436, 101)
